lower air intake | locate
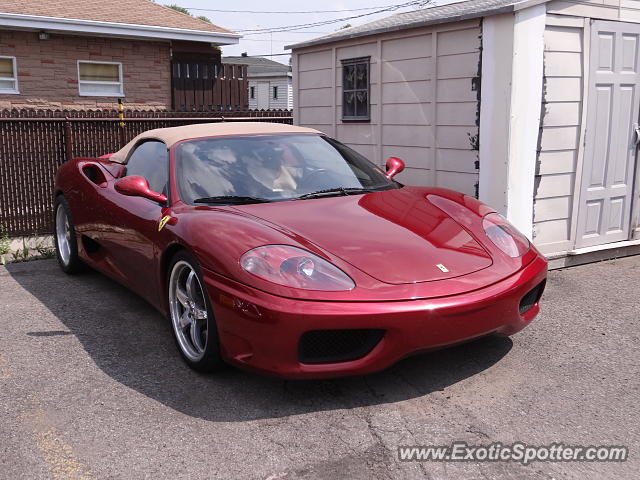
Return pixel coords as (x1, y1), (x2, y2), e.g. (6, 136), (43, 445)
(519, 280), (546, 315)
(298, 329), (385, 364)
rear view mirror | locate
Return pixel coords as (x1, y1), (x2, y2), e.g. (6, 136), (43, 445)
(385, 157), (405, 179)
(115, 176), (167, 204)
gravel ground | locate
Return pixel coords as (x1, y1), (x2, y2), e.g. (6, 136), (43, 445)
(0, 256), (638, 479)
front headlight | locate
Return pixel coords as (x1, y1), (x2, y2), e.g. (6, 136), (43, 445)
(240, 245), (355, 291)
(482, 213), (530, 257)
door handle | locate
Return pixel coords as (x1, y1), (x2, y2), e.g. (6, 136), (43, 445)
(634, 123), (640, 146)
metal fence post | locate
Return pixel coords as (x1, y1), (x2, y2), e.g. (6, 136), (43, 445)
(64, 118), (72, 164)
(118, 98), (125, 148)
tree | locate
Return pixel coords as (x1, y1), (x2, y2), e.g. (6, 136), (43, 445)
(167, 5), (212, 24)
(165, 5), (220, 51)
(166, 4), (190, 15)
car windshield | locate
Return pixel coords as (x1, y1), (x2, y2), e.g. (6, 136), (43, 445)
(175, 134), (398, 204)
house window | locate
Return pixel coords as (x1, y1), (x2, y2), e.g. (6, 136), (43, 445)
(0, 56), (19, 94)
(273, 86), (278, 100)
(341, 57), (370, 121)
(250, 86), (255, 99)
(78, 61), (123, 97)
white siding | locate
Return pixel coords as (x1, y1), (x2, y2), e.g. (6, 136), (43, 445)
(293, 20), (481, 196)
(534, 7), (640, 255)
(548, 0), (640, 23)
(532, 21), (584, 254)
(270, 76), (291, 110)
(248, 80), (257, 110)
(433, 27), (481, 196)
(247, 75), (292, 110)
(295, 48), (333, 135)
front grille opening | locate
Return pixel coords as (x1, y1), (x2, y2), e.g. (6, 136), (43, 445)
(298, 329), (385, 364)
(519, 280), (546, 315)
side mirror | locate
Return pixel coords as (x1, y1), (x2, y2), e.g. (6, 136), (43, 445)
(385, 156), (405, 179)
(114, 175), (167, 204)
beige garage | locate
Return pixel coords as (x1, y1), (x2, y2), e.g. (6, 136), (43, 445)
(288, 0), (640, 267)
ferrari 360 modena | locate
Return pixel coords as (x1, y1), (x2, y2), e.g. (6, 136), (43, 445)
(53, 122), (547, 379)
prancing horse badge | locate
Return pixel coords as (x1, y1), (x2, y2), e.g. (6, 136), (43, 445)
(158, 215), (171, 232)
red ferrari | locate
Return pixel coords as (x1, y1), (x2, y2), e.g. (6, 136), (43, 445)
(53, 122), (547, 379)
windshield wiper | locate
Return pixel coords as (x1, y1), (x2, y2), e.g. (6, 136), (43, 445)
(193, 195), (270, 205)
(295, 187), (376, 200)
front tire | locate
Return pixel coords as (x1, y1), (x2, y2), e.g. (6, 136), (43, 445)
(168, 251), (223, 372)
(53, 195), (83, 274)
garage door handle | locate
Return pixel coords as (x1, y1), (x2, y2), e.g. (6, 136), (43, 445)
(634, 123), (640, 146)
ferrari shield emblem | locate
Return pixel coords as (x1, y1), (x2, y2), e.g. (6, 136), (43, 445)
(436, 263), (449, 273)
(158, 215), (171, 232)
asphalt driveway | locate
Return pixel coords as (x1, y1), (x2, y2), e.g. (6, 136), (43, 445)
(0, 256), (638, 479)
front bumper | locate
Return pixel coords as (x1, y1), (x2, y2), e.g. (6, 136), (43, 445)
(203, 255), (547, 379)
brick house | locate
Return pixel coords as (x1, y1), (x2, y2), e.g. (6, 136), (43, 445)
(0, 0), (240, 110)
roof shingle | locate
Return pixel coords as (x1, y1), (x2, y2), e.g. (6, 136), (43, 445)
(286, 0), (546, 50)
(0, 0), (234, 34)
(224, 56), (291, 75)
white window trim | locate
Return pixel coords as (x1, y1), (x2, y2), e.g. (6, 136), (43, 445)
(0, 56), (19, 95)
(77, 60), (124, 97)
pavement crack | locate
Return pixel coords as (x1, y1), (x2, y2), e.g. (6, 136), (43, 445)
(465, 424), (490, 440)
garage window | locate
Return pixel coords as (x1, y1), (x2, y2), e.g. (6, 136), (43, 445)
(341, 57), (370, 121)
(0, 56), (19, 94)
(78, 61), (123, 97)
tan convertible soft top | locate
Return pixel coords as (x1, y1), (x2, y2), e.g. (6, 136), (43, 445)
(109, 122), (322, 163)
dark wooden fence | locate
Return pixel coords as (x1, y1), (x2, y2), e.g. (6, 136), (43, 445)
(172, 62), (248, 111)
(0, 108), (293, 236)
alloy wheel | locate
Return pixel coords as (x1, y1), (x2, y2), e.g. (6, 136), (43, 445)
(55, 204), (71, 266)
(168, 260), (209, 362)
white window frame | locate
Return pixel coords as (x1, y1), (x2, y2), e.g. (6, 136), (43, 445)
(0, 56), (19, 94)
(77, 60), (124, 97)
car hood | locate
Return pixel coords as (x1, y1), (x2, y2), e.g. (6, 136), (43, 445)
(233, 188), (492, 284)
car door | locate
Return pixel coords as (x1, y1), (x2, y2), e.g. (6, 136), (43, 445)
(101, 140), (170, 302)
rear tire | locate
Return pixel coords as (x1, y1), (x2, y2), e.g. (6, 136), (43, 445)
(53, 195), (84, 274)
(167, 251), (224, 372)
